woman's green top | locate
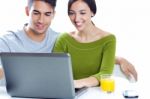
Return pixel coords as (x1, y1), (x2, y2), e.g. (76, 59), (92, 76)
(53, 33), (116, 80)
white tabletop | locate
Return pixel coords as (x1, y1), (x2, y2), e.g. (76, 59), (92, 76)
(0, 77), (137, 99)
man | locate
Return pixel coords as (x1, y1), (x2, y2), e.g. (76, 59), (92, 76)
(0, 0), (58, 80)
(0, 0), (137, 81)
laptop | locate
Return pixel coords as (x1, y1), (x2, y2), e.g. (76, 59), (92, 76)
(0, 52), (87, 99)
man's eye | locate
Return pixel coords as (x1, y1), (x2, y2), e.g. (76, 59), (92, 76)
(33, 12), (39, 15)
(45, 12), (52, 16)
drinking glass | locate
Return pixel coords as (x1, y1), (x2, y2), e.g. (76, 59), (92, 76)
(100, 74), (115, 93)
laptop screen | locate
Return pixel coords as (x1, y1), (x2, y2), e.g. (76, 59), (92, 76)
(1, 52), (78, 99)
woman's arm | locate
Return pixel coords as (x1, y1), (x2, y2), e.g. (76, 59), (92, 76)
(74, 77), (99, 88)
(74, 56), (138, 88)
(75, 35), (116, 88)
(115, 56), (138, 81)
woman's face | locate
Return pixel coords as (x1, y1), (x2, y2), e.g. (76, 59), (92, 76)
(68, 1), (93, 31)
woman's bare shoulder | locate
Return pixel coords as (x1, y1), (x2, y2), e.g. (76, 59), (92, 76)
(97, 28), (113, 38)
(67, 31), (76, 37)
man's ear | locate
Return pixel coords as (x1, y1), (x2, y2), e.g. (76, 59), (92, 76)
(52, 11), (56, 19)
(25, 6), (29, 16)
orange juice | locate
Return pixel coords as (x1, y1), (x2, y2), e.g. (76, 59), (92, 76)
(100, 78), (115, 92)
(100, 74), (115, 93)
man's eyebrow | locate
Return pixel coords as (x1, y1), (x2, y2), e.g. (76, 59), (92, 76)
(33, 10), (40, 13)
(33, 9), (53, 14)
(45, 11), (53, 14)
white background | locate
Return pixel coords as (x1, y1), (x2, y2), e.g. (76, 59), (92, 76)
(0, 0), (150, 98)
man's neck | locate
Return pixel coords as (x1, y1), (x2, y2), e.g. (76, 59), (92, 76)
(24, 24), (46, 42)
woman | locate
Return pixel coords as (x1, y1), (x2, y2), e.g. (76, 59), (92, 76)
(53, 0), (137, 88)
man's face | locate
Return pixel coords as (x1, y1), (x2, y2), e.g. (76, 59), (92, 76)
(26, 0), (55, 34)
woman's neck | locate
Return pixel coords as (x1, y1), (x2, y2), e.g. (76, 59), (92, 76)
(73, 24), (107, 43)
(79, 23), (96, 36)
(77, 24), (101, 40)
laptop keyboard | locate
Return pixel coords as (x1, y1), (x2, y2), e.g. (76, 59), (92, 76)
(75, 87), (88, 96)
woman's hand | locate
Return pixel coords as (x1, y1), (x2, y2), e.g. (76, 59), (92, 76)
(116, 57), (138, 81)
(74, 77), (99, 88)
(74, 80), (85, 88)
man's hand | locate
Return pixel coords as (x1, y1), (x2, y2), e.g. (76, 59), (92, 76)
(0, 68), (4, 79)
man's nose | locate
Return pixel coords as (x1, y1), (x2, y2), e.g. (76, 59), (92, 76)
(38, 14), (44, 23)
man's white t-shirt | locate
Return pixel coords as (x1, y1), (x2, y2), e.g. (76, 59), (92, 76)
(0, 26), (59, 66)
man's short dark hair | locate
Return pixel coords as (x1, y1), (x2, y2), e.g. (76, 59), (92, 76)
(28, 0), (57, 9)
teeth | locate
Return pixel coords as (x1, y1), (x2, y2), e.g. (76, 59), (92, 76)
(76, 23), (82, 26)
(36, 24), (44, 29)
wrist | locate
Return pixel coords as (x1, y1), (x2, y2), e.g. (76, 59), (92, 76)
(84, 77), (99, 87)
(116, 56), (123, 65)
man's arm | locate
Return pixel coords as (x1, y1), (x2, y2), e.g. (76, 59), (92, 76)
(115, 56), (138, 81)
(0, 37), (11, 79)
(0, 68), (4, 79)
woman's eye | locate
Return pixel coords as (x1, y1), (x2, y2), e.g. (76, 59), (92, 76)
(68, 12), (74, 15)
(80, 12), (86, 15)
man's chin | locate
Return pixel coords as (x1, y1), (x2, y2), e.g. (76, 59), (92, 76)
(34, 30), (46, 35)
(36, 29), (47, 34)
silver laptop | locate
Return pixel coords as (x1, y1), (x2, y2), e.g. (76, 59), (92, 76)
(0, 52), (87, 99)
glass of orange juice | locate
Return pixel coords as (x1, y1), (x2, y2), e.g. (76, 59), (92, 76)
(100, 74), (115, 93)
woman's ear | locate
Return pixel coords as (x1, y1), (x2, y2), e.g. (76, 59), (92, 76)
(91, 12), (94, 17)
(25, 6), (29, 16)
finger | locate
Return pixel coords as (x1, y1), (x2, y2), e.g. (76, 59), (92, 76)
(127, 63), (137, 80)
(122, 69), (131, 79)
(125, 71), (131, 79)
(129, 67), (138, 81)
